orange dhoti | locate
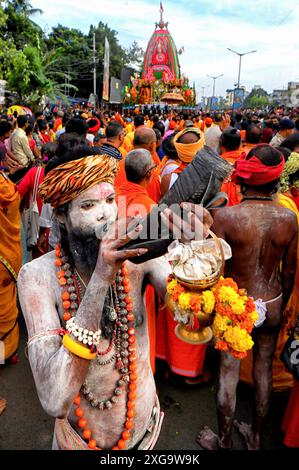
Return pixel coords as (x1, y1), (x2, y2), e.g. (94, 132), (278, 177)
(0, 173), (22, 360)
(156, 306), (207, 377)
(0, 263), (20, 360)
(282, 380), (299, 447)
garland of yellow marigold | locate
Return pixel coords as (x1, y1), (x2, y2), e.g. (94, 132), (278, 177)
(166, 276), (259, 359)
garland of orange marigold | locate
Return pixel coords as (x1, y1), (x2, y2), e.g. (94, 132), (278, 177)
(166, 275), (259, 359)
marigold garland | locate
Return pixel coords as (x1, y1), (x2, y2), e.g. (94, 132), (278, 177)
(166, 275), (258, 359)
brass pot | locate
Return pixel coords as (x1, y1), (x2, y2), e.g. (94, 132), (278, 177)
(165, 292), (214, 345)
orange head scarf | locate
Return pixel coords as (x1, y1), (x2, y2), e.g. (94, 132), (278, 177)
(173, 127), (205, 163)
(39, 154), (119, 208)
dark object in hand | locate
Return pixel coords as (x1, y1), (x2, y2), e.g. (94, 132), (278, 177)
(120, 146), (233, 264)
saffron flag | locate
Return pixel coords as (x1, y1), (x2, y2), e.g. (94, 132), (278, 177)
(160, 2), (164, 13)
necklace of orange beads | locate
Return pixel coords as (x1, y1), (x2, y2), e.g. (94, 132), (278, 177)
(55, 244), (137, 450)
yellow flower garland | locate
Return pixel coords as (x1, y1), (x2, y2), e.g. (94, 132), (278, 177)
(166, 275), (258, 359)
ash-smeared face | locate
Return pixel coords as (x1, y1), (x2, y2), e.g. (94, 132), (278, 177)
(65, 182), (117, 240)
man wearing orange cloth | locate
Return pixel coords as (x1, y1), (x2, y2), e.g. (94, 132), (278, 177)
(18, 150), (212, 450)
(219, 127), (243, 207)
(0, 171), (22, 365)
(161, 127), (205, 192)
(115, 127), (161, 204)
(242, 124), (262, 155)
(156, 126), (211, 384)
(116, 149), (157, 373)
(123, 115), (145, 153)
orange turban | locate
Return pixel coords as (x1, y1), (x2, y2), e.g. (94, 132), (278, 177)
(39, 154), (119, 209)
(173, 127), (205, 163)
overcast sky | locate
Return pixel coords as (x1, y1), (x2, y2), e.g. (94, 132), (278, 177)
(33, 0), (299, 98)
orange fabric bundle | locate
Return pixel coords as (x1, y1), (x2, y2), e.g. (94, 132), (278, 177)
(39, 154), (119, 208)
(0, 173), (22, 359)
(173, 127), (205, 163)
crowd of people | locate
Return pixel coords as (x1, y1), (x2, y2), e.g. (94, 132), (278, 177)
(0, 103), (299, 450)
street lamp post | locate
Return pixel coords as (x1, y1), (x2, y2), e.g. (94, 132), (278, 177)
(227, 48), (257, 89)
(206, 74), (224, 98)
(199, 84), (210, 109)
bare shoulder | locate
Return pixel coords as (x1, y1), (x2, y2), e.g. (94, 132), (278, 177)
(18, 251), (62, 334)
(280, 206), (298, 232)
(211, 207), (237, 234)
(18, 251), (57, 289)
(212, 207), (235, 223)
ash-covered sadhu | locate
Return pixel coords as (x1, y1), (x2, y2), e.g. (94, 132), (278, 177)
(18, 145), (213, 450)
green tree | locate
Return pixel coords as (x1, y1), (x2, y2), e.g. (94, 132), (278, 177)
(125, 41), (144, 70)
(5, 45), (78, 108)
(3, 0), (43, 49)
(243, 87), (269, 109)
(46, 24), (92, 97)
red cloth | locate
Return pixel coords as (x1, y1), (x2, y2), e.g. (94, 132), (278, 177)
(156, 307), (207, 377)
(17, 166), (45, 215)
(39, 132), (51, 145)
(289, 189), (299, 211)
(29, 138), (37, 152)
(87, 118), (101, 134)
(261, 127), (274, 144)
(282, 380), (299, 447)
(53, 118), (62, 133)
(221, 180), (241, 206)
(173, 162), (188, 175)
(232, 151), (285, 186)
(221, 150), (243, 206)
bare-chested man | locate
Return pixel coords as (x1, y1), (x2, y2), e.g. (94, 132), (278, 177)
(18, 151), (212, 450)
(197, 144), (298, 450)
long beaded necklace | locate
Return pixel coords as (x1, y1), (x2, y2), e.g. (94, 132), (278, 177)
(55, 244), (137, 450)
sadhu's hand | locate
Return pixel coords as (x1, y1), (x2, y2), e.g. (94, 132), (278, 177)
(97, 216), (147, 281)
(161, 202), (213, 243)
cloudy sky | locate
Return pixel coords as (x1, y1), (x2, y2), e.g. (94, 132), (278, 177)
(33, 0), (299, 98)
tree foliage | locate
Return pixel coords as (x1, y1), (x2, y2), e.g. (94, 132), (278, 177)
(125, 40), (145, 70)
(243, 87), (269, 109)
(0, 0), (145, 106)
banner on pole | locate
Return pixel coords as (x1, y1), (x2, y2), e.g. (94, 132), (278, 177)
(102, 37), (110, 101)
(110, 77), (122, 104)
(233, 88), (245, 110)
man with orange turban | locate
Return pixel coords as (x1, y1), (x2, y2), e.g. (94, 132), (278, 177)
(19, 149), (212, 451)
(161, 127), (205, 193)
